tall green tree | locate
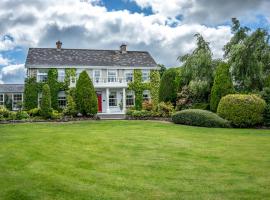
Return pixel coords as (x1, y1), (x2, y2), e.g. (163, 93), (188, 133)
(75, 71), (97, 116)
(210, 62), (234, 112)
(47, 69), (59, 109)
(158, 64), (166, 78)
(178, 33), (214, 85)
(149, 70), (160, 109)
(23, 77), (38, 110)
(159, 68), (178, 105)
(224, 18), (270, 92)
(40, 84), (52, 119)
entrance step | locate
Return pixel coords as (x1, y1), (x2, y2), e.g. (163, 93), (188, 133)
(98, 113), (126, 120)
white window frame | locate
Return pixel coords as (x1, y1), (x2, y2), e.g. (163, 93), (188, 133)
(37, 72), (48, 83)
(58, 69), (65, 82)
(125, 70), (133, 83)
(0, 93), (4, 105)
(143, 90), (150, 101)
(93, 70), (101, 83)
(126, 90), (135, 107)
(107, 70), (117, 83)
(109, 91), (117, 107)
(58, 91), (67, 109)
(142, 69), (150, 82)
(12, 93), (23, 110)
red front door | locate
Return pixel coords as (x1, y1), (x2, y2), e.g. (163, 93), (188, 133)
(97, 93), (102, 112)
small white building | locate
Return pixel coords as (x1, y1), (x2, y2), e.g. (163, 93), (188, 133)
(25, 42), (158, 117)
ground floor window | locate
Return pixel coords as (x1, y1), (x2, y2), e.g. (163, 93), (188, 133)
(13, 93), (23, 110)
(143, 90), (150, 101)
(58, 91), (66, 108)
(109, 91), (117, 107)
(0, 94), (4, 105)
(126, 91), (135, 106)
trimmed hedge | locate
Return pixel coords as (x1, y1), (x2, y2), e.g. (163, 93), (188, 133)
(172, 109), (230, 128)
(217, 94), (266, 127)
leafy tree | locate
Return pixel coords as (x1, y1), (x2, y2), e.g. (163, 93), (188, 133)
(40, 84), (52, 119)
(24, 77), (38, 110)
(63, 94), (77, 117)
(260, 87), (270, 126)
(47, 69), (59, 110)
(210, 62), (234, 112)
(224, 18), (270, 92)
(75, 71), (97, 116)
(178, 33), (214, 85)
(159, 68), (178, 105)
(158, 64), (166, 78)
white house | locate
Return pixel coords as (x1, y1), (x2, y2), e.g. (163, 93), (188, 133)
(25, 41), (158, 117)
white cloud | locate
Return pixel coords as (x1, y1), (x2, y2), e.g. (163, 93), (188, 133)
(0, 64), (25, 83)
(0, 55), (10, 65)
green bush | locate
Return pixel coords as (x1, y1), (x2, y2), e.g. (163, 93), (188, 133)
(189, 80), (210, 103)
(142, 100), (153, 111)
(190, 103), (209, 110)
(40, 84), (52, 119)
(50, 110), (62, 120)
(172, 109), (230, 128)
(261, 87), (270, 126)
(210, 62), (234, 112)
(28, 108), (41, 117)
(126, 109), (161, 118)
(16, 111), (30, 120)
(159, 68), (178, 105)
(63, 94), (77, 117)
(75, 71), (98, 116)
(0, 105), (10, 118)
(217, 94), (266, 127)
(24, 77), (39, 110)
(47, 69), (59, 110)
(157, 102), (174, 117)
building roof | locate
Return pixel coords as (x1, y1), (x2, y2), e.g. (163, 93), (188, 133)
(0, 84), (24, 93)
(25, 48), (157, 68)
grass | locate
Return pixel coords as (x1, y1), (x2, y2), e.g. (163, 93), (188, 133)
(0, 120), (270, 200)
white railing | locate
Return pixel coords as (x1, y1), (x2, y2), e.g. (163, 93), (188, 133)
(93, 77), (128, 84)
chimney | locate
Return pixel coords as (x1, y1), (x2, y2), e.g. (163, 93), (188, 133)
(120, 44), (127, 54)
(56, 40), (62, 51)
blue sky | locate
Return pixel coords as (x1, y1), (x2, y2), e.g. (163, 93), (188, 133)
(0, 0), (269, 83)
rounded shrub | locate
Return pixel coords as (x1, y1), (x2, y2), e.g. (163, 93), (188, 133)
(172, 109), (230, 128)
(217, 94), (266, 127)
(16, 111), (30, 120)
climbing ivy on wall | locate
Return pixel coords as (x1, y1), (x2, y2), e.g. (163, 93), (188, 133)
(64, 68), (76, 89)
(149, 70), (160, 109)
(47, 69), (59, 110)
(128, 69), (149, 110)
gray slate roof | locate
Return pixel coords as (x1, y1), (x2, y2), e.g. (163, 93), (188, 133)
(25, 48), (157, 67)
(0, 84), (24, 93)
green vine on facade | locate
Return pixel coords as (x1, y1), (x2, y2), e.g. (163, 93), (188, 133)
(149, 70), (160, 109)
(23, 77), (39, 110)
(64, 68), (76, 89)
(47, 69), (59, 110)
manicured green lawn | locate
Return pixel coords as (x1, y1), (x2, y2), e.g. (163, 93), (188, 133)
(0, 121), (270, 200)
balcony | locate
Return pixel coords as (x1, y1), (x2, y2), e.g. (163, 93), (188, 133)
(93, 77), (129, 88)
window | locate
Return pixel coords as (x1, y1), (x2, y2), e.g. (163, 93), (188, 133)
(143, 90), (150, 101)
(125, 70), (133, 82)
(142, 69), (150, 82)
(58, 91), (66, 108)
(58, 69), (65, 82)
(13, 93), (23, 110)
(37, 69), (48, 82)
(108, 70), (117, 82)
(38, 93), (42, 108)
(0, 94), (4, 105)
(109, 91), (117, 107)
(93, 70), (101, 83)
(126, 91), (135, 106)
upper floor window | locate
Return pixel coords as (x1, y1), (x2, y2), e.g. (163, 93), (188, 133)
(108, 70), (117, 82)
(58, 69), (65, 82)
(0, 94), (4, 105)
(37, 69), (48, 82)
(125, 70), (133, 82)
(93, 70), (101, 83)
(142, 69), (150, 82)
(143, 90), (150, 101)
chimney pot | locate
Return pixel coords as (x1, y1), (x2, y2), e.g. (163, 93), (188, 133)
(56, 40), (62, 51)
(120, 44), (127, 54)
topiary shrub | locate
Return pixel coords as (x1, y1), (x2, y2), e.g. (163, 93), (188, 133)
(24, 77), (39, 110)
(149, 70), (160, 109)
(217, 94), (266, 127)
(63, 94), (77, 117)
(210, 62), (234, 112)
(159, 68), (178, 105)
(75, 71), (98, 116)
(47, 69), (59, 110)
(261, 87), (270, 126)
(172, 109), (230, 128)
(0, 105), (10, 119)
(40, 84), (52, 119)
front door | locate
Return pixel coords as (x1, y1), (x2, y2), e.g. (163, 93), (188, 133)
(97, 93), (102, 112)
